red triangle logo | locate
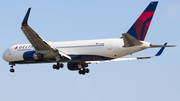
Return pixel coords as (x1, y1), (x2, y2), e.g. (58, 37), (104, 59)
(14, 46), (18, 50)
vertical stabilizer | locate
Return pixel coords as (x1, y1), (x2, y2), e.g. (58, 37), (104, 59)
(127, 1), (158, 41)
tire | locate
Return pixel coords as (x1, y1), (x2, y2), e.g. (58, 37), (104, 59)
(53, 65), (57, 69)
(82, 69), (86, 75)
(10, 69), (15, 73)
(60, 64), (64, 68)
(78, 70), (82, 74)
(86, 69), (90, 73)
(56, 66), (60, 70)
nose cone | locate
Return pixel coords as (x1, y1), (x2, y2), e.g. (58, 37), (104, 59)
(2, 51), (6, 61)
(2, 49), (9, 62)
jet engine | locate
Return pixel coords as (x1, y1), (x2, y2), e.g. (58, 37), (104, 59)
(67, 62), (79, 70)
(67, 62), (88, 70)
(23, 51), (43, 61)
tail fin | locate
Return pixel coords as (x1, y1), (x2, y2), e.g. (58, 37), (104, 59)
(127, 1), (158, 41)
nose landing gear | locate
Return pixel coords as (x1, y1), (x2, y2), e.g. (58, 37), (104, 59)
(9, 63), (15, 73)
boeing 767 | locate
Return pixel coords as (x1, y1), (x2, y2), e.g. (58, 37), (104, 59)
(2, 1), (175, 75)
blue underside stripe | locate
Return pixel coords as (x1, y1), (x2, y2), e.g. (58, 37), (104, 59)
(10, 55), (113, 64)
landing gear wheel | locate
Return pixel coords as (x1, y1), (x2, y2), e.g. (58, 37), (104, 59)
(10, 69), (15, 73)
(82, 72), (85, 75)
(82, 69), (86, 75)
(53, 64), (60, 70)
(56, 66), (60, 70)
(78, 68), (90, 75)
(78, 70), (82, 74)
(60, 64), (64, 68)
(78, 70), (85, 75)
(53, 65), (57, 69)
(9, 63), (15, 73)
(86, 69), (90, 73)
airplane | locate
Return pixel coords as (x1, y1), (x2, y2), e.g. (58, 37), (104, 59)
(2, 1), (176, 75)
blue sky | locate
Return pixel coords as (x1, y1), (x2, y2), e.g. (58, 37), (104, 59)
(0, 0), (180, 101)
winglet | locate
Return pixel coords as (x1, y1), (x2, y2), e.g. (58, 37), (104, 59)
(22, 8), (31, 26)
(155, 43), (167, 56)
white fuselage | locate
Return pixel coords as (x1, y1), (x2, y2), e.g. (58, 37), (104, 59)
(2, 38), (150, 64)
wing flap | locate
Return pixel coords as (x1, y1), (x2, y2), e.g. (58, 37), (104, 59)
(106, 56), (153, 62)
(57, 49), (72, 60)
(85, 61), (100, 64)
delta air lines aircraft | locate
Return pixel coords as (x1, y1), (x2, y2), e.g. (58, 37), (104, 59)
(2, 1), (175, 75)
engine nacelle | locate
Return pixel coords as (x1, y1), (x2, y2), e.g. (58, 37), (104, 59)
(67, 62), (79, 70)
(23, 51), (43, 61)
(67, 62), (88, 71)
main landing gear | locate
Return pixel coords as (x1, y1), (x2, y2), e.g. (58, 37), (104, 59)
(78, 62), (90, 75)
(9, 63), (15, 73)
(52, 62), (64, 70)
(78, 68), (90, 75)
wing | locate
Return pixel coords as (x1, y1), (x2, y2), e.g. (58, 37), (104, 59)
(106, 43), (167, 62)
(21, 8), (71, 60)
